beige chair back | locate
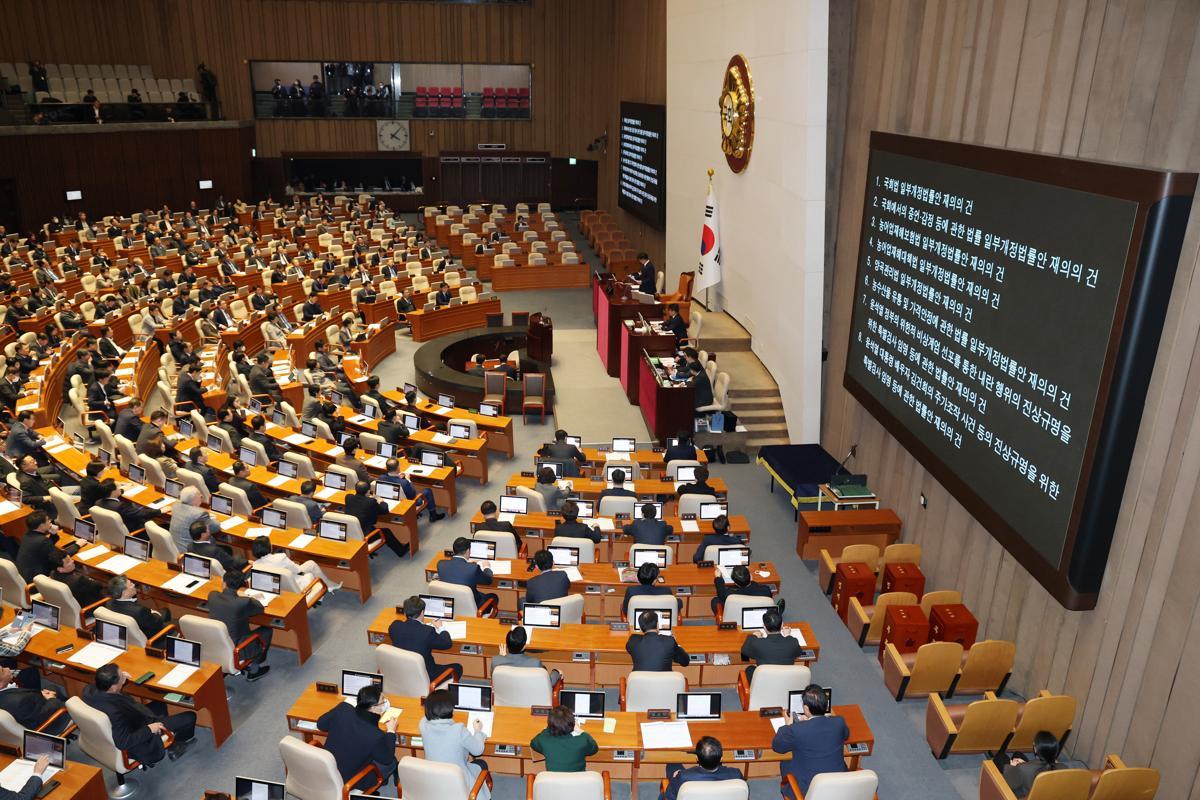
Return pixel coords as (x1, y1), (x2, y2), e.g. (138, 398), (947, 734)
(529, 771), (606, 800)
(272, 498), (313, 530)
(549, 536), (596, 564)
(217, 482), (255, 517)
(1090, 765), (1160, 800)
(94, 606), (148, 648)
(723, 595), (776, 628)
(745, 664), (811, 711)
(492, 665), (553, 708)
(625, 671), (686, 712)
(280, 736), (344, 800)
(375, 644), (435, 697)
(908, 641), (965, 696)
(178, 614), (238, 674)
(472, 531), (518, 560)
(176, 468), (211, 504)
(31, 576), (83, 629)
(804, 770), (878, 800)
(426, 580), (480, 617)
(89, 505), (131, 547)
(677, 494), (718, 517)
(0, 560), (30, 609)
(919, 589), (963, 617)
(677, 781), (748, 800)
(0, 710), (26, 749)
(66, 696), (132, 775)
(883, 542), (922, 567)
(541, 593), (584, 625)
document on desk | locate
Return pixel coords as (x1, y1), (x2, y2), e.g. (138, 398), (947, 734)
(680, 520), (700, 533)
(0, 760), (59, 791)
(289, 534), (315, 548)
(484, 560), (512, 576)
(158, 663), (200, 688)
(284, 434), (312, 445)
(468, 711), (494, 737)
(148, 496), (174, 510)
(0, 501), (19, 516)
(593, 518), (615, 532)
(122, 483), (147, 498)
(770, 716), (790, 732)
(718, 567), (734, 583)
(267, 475), (290, 487)
(77, 544), (110, 562)
(380, 707), (402, 726)
(95, 554), (142, 575)
(561, 566), (583, 582)
(498, 512), (517, 524)
(69, 641), (125, 669)
(431, 433), (453, 444)
(162, 573), (206, 596)
(789, 629), (808, 647)
(365, 455), (388, 469)
(640, 721), (692, 749)
(245, 527), (273, 539)
(315, 487), (339, 501)
(220, 515), (248, 531)
(441, 620), (467, 640)
(325, 446), (344, 457)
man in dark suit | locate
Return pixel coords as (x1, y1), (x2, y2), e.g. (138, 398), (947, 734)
(770, 685), (849, 795)
(94, 478), (159, 532)
(433, 282), (453, 308)
(437, 537), (497, 610)
(228, 460), (269, 512)
(677, 465), (717, 498)
(316, 684), (399, 789)
(633, 253), (656, 295)
(363, 376), (395, 415)
(621, 561), (682, 620)
(207, 569), (271, 680)
(345, 481), (409, 558)
(0, 366), (23, 412)
(187, 519), (242, 573)
(49, 551), (104, 607)
(466, 354), (487, 377)
(538, 429), (586, 477)
(598, 469), (637, 502)
(63, 350), (94, 396)
(475, 500), (521, 550)
(622, 503), (673, 545)
(287, 480), (324, 526)
(0, 665), (67, 732)
(249, 286), (272, 311)
(376, 407), (410, 446)
(248, 415), (281, 463)
(663, 303), (688, 341)
(79, 462), (107, 513)
(661, 736), (742, 800)
(626, 609), (689, 671)
(740, 609), (804, 680)
(301, 292), (323, 321)
(15, 513), (57, 582)
(83, 664), (196, 765)
(688, 361), (714, 410)
(378, 460), (443, 522)
(186, 447), (221, 495)
(664, 434), (698, 464)
(105, 575), (170, 639)
(16, 456), (56, 515)
(6, 412), (47, 463)
(524, 549), (571, 604)
(692, 515), (742, 564)
(248, 353), (284, 404)
(553, 501), (602, 544)
(214, 407), (244, 449)
(388, 595), (460, 679)
(713, 564), (775, 615)
(175, 362), (207, 413)
(113, 399), (145, 441)
(136, 410), (181, 464)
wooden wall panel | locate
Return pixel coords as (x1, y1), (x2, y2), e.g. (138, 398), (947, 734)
(825, 1), (1200, 793)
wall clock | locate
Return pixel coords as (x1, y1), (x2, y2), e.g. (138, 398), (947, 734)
(377, 119), (411, 151)
(719, 54), (755, 173)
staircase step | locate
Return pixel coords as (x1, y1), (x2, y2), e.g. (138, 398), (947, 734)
(744, 421), (789, 435)
(730, 397), (783, 412)
(727, 387), (779, 398)
(745, 435), (791, 448)
(737, 408), (786, 423)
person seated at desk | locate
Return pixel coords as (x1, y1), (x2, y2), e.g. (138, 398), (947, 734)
(420, 689), (489, 798)
(288, 480), (325, 526)
(301, 291), (324, 321)
(16, 458), (56, 517)
(389, 595), (461, 680)
(467, 354), (488, 377)
(185, 446), (221, 495)
(356, 282), (378, 305)
(741, 609), (804, 680)
(622, 562), (681, 620)
(433, 282), (454, 308)
(524, 549), (569, 604)
(345, 480), (410, 559)
(665, 432), (699, 464)
(0, 665), (67, 737)
(661, 736), (742, 800)
(363, 376), (396, 415)
(622, 502), (673, 545)
(249, 352), (285, 405)
(250, 285), (273, 311)
(169, 485), (219, 551)
(214, 406), (245, 449)
(437, 537), (498, 610)
(6, 413), (49, 465)
(599, 468), (637, 502)
(531, 704), (598, 773)
(677, 465), (716, 497)
(626, 609), (688, 671)
(250, 536), (339, 594)
(229, 460), (269, 513)
(95, 477), (160, 533)
(105, 575), (171, 640)
(495, 625), (562, 683)
(248, 414), (281, 464)
(16, 513), (61, 582)
(395, 287), (416, 318)
(538, 429), (585, 476)
(316, 682), (399, 790)
(84, 663), (197, 765)
(632, 252), (656, 295)
(772, 684), (849, 797)
(377, 407), (410, 446)
(554, 500), (602, 544)
(1000, 731), (1064, 798)
(534, 466), (568, 511)
(687, 361), (714, 413)
(176, 362), (207, 415)
(207, 568), (272, 681)
(475, 499), (520, 547)
(713, 563), (775, 615)
(378, 459), (443, 522)
(663, 303), (688, 341)
(0, 365), (22, 414)
(48, 550), (104, 607)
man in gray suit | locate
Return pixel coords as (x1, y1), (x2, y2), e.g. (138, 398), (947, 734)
(288, 480), (324, 526)
(169, 485), (219, 551)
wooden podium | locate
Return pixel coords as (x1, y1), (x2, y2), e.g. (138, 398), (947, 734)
(638, 355), (694, 443)
(620, 320), (677, 403)
(796, 509), (902, 559)
(526, 312), (553, 363)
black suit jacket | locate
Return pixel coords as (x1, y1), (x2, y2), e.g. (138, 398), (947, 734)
(0, 685), (63, 729)
(692, 532), (742, 563)
(113, 408), (144, 441)
(176, 375), (207, 410)
(316, 703), (398, 784)
(740, 631), (804, 667)
(15, 530), (54, 581)
(525, 570), (571, 604)
(621, 584), (680, 619)
(664, 314), (688, 340)
(622, 518), (672, 545)
(81, 687), (164, 765)
(206, 587), (264, 644)
(106, 598), (167, 639)
(344, 493), (386, 533)
(714, 577), (774, 607)
(626, 631), (688, 671)
(60, 569), (104, 607)
(189, 540), (241, 573)
(230, 476), (267, 510)
(664, 444), (697, 463)
(554, 519), (602, 544)
(476, 517), (521, 549)
(95, 496), (155, 533)
(387, 617), (452, 677)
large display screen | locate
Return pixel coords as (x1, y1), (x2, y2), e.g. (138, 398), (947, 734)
(618, 101), (666, 230)
(844, 133), (1196, 609)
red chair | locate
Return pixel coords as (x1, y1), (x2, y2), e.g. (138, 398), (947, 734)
(506, 87), (519, 118)
(482, 88), (495, 118)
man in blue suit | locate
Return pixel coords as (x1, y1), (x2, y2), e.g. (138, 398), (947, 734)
(525, 549), (570, 605)
(622, 502), (673, 545)
(772, 684), (849, 796)
(437, 537), (498, 611)
(387, 595), (461, 680)
(660, 736), (742, 800)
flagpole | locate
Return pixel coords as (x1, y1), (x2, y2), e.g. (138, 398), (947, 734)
(705, 168), (713, 311)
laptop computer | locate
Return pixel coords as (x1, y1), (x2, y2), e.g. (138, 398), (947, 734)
(419, 594), (454, 619)
(498, 495), (528, 515)
(676, 692), (722, 720)
(123, 535), (149, 561)
(235, 777), (285, 800)
(449, 422), (472, 439)
(323, 471), (348, 491)
(206, 433), (224, 452)
(560, 689), (605, 719)
(716, 546), (750, 567)
(787, 688), (832, 717)
(340, 669), (383, 697)
(468, 540), (496, 560)
(164, 478), (184, 499)
(449, 683), (493, 712)
(522, 603), (561, 629)
(421, 450), (446, 468)
(238, 446), (257, 466)
(536, 460), (562, 478)
(128, 463), (146, 485)
(565, 435), (583, 449)
(547, 546), (579, 567)
(675, 465), (698, 483)
(574, 499), (596, 519)
(740, 606), (772, 631)
(402, 412), (421, 430)
(478, 402), (500, 417)
(437, 393), (455, 408)
(261, 507), (288, 529)
(611, 437), (636, 453)
(378, 441), (398, 458)
(699, 502), (727, 520)
(249, 569), (282, 595)
(277, 459), (299, 478)
(29, 600), (60, 632)
(182, 553), (212, 579)
(632, 547), (668, 568)
(74, 518), (96, 543)
(165, 635), (202, 667)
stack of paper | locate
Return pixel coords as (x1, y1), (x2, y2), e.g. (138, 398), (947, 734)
(432, 433), (453, 444)
(68, 641), (124, 669)
(789, 630), (807, 646)
(640, 721), (692, 749)
(0, 760), (59, 791)
(365, 456), (388, 469)
(441, 620), (467, 640)
(561, 566), (583, 582)
(162, 574), (206, 595)
(220, 516), (248, 531)
(0, 501), (22, 516)
(77, 544), (110, 561)
(245, 528), (273, 539)
(159, 663), (200, 688)
(498, 512), (517, 524)
(485, 560), (512, 576)
(122, 484), (147, 498)
(267, 475), (291, 487)
(284, 434), (312, 445)
(325, 446), (344, 457)
(680, 520), (700, 533)
(315, 487), (339, 501)
(770, 716), (790, 732)
(593, 518), (615, 532)
(290, 533), (315, 548)
(96, 554), (142, 575)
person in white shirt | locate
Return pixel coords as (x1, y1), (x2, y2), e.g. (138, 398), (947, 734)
(249, 536), (340, 593)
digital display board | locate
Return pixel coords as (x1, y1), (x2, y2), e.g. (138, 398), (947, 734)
(844, 133), (1196, 609)
(618, 101), (666, 230)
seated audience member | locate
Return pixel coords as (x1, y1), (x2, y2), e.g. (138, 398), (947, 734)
(772, 684), (849, 796)
(0, 665), (67, 733)
(688, 361), (714, 412)
(712, 563), (775, 614)
(537, 429), (585, 476)
(598, 468), (636, 501)
(663, 303), (688, 341)
(622, 561), (681, 620)
(525, 549), (570, 604)
(316, 683), (399, 789)
(287, 479), (325, 526)
(344, 480), (410, 558)
(169, 485), (220, 551)
(228, 460), (269, 510)
(83, 664), (196, 765)
(437, 537), (498, 610)
(554, 500), (602, 544)
(664, 432), (698, 464)
(15, 512), (57, 581)
(105, 576), (171, 640)
(207, 569), (272, 681)
(626, 610), (688, 672)
(1003, 731), (1065, 798)
(533, 466), (567, 511)
(419, 689), (488, 793)
(377, 459), (444, 521)
(48, 550), (104, 607)
(250, 536), (339, 593)
(740, 609), (803, 679)
(187, 519), (242, 573)
(494, 625), (562, 685)
(623, 502), (672, 545)
(530, 704), (598, 773)
(389, 595), (461, 680)
(676, 465), (716, 497)
(692, 515), (741, 564)
(661, 736), (741, 800)
(474, 500), (521, 550)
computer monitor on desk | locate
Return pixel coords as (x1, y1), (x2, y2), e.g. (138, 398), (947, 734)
(420, 595), (454, 619)
(499, 495), (528, 515)
(677, 692), (722, 720)
(560, 690), (605, 719)
(236, 777), (285, 800)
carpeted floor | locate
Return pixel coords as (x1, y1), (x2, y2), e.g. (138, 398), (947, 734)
(67, 213), (981, 799)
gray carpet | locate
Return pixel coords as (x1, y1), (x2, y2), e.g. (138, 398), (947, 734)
(70, 214), (976, 799)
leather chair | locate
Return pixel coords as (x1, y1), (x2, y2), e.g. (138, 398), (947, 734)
(492, 665), (562, 708)
(626, 594), (678, 626)
(323, 510), (387, 557)
(950, 639), (1016, 697)
(597, 496), (636, 518)
(282, 452), (317, 479)
(68, 694), (174, 798)
(540, 593), (584, 625)
(90, 504), (139, 548)
(926, 692), (1020, 758)
(145, 520), (181, 563)
(630, 543), (674, 566)
(719, 595), (777, 628)
(521, 373), (546, 423)
(621, 671), (686, 712)
(978, 760), (1092, 800)
(136, 454), (166, 489)
(375, 644), (454, 697)
(178, 614), (265, 694)
(847, 591), (918, 646)
(548, 536), (596, 565)
(675, 780), (748, 800)
(49, 487), (83, 529)
(427, 579), (497, 618)
(217, 482), (260, 518)
(737, 664), (811, 711)
(0, 559), (31, 609)
(272, 498), (313, 530)
(175, 468), (211, 505)
(94, 605), (173, 649)
(515, 485), (547, 513)
(32, 575), (103, 630)
(882, 640), (963, 701)
(279, 736), (383, 799)
(527, 770), (611, 800)
(784, 770), (878, 800)
(677, 494), (718, 518)
(471, 530), (521, 560)
(1008, 692), (1077, 752)
(396, 755), (491, 800)
(1089, 754), (1160, 800)
(818, 544), (881, 595)
(0, 705), (74, 750)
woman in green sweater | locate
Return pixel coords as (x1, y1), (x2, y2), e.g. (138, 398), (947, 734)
(530, 705), (599, 772)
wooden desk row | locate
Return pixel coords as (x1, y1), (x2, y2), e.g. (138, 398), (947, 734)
(336, 405), (491, 486)
(382, 390), (516, 459)
(406, 296), (503, 343)
(285, 685), (873, 782)
(366, 612), (818, 688)
(503, 474), (729, 516)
